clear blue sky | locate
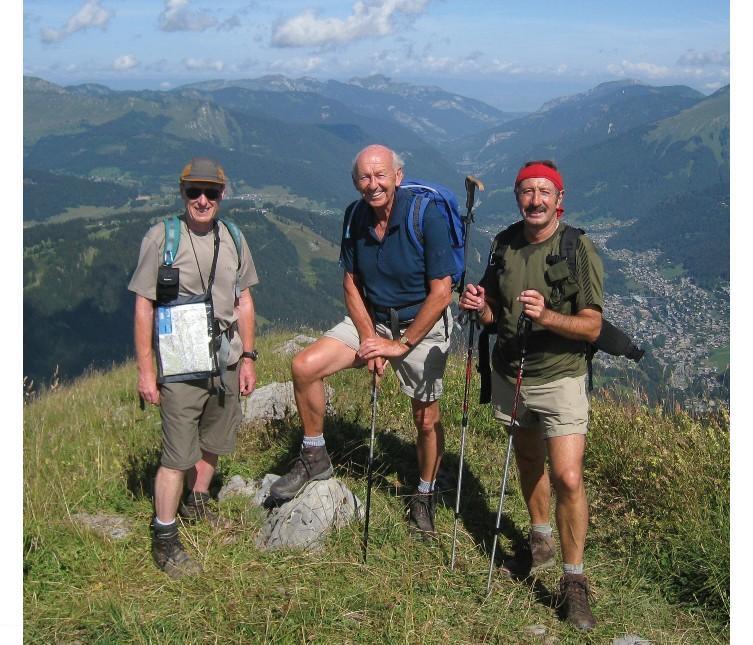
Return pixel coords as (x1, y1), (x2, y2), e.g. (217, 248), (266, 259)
(23, 0), (729, 110)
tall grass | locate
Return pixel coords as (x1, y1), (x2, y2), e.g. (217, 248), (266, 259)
(23, 330), (729, 643)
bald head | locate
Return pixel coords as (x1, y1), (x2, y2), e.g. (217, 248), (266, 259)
(352, 145), (404, 181)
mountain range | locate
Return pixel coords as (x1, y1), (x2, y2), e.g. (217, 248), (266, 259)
(22, 74), (730, 389)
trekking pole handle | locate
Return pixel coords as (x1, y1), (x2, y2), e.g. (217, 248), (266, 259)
(465, 176), (485, 213)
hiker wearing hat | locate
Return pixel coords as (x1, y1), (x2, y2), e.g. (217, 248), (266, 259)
(268, 144), (456, 539)
(129, 158), (259, 578)
(459, 160), (603, 631)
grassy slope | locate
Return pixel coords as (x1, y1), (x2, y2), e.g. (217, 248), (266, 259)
(23, 330), (729, 643)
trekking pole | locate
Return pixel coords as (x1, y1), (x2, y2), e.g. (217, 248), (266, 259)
(450, 308), (477, 569)
(362, 370), (378, 563)
(449, 175), (484, 569)
(486, 313), (532, 595)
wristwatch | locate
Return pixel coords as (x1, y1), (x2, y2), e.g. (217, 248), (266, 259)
(241, 350), (259, 361)
(398, 334), (414, 349)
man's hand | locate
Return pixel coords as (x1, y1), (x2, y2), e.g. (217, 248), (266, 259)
(518, 289), (547, 322)
(367, 357), (386, 378)
(138, 368), (160, 406)
(239, 358), (257, 396)
(358, 337), (408, 362)
(459, 283), (486, 312)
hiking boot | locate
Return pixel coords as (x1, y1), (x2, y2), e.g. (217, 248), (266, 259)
(529, 530), (556, 573)
(407, 491), (436, 539)
(151, 522), (202, 579)
(179, 491), (232, 529)
(269, 445), (333, 502)
(558, 573), (596, 631)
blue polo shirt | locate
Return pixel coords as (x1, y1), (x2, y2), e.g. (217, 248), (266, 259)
(339, 186), (455, 323)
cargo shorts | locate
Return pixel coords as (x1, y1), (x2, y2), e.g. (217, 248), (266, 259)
(158, 363), (242, 470)
(491, 370), (589, 438)
(323, 307), (453, 402)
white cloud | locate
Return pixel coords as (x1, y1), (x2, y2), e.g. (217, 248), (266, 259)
(113, 54), (139, 71)
(183, 57), (225, 72)
(677, 49), (729, 67)
(272, 0), (430, 48)
(606, 60), (672, 79)
(267, 56), (324, 74)
(159, 0), (218, 32)
(40, 0), (112, 44)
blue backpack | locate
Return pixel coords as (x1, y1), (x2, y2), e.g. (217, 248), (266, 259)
(401, 179), (466, 290)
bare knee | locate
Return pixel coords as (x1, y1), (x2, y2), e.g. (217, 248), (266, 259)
(412, 402), (442, 437)
(291, 349), (320, 384)
(551, 467), (584, 497)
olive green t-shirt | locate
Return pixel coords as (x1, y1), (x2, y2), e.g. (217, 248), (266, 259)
(128, 215), (259, 364)
(479, 221), (604, 385)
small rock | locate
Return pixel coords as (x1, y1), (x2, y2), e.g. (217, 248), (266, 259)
(524, 625), (548, 638)
(254, 474), (281, 506)
(242, 381), (333, 424)
(218, 474), (259, 501)
(256, 477), (363, 551)
(73, 512), (132, 540)
(613, 636), (651, 645)
(273, 335), (318, 356)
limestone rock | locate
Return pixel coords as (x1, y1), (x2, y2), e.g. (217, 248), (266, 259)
(242, 381), (334, 423)
(273, 334), (318, 356)
(217, 474), (259, 501)
(73, 512), (131, 540)
(613, 636), (650, 645)
(256, 478), (364, 551)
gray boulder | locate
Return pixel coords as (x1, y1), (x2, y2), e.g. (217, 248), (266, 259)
(273, 334), (318, 356)
(256, 478), (364, 551)
(242, 381), (334, 424)
(73, 512), (132, 540)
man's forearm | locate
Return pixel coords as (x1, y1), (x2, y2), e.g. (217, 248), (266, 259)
(343, 273), (376, 341)
(401, 277), (452, 345)
(134, 295), (155, 372)
(237, 288), (256, 351)
(539, 307), (602, 343)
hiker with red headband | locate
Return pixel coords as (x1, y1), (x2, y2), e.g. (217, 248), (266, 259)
(459, 159), (603, 631)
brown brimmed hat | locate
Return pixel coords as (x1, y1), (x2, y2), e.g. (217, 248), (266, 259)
(179, 157), (227, 185)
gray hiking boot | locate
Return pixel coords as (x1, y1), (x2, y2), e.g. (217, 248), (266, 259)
(151, 521), (202, 579)
(529, 530), (556, 573)
(269, 445), (333, 502)
(558, 573), (596, 631)
(179, 491), (232, 529)
(407, 491), (436, 539)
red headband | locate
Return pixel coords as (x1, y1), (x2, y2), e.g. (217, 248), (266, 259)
(514, 164), (564, 191)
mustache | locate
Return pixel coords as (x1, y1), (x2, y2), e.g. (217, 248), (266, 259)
(525, 205), (548, 214)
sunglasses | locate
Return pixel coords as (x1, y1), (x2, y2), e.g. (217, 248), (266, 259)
(185, 187), (221, 200)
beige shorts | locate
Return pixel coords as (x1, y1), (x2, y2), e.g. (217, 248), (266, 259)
(324, 307), (453, 402)
(491, 370), (589, 439)
(158, 363), (242, 470)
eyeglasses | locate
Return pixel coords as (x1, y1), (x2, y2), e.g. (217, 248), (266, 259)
(185, 187), (221, 200)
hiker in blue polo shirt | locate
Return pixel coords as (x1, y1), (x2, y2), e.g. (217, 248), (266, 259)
(269, 144), (456, 538)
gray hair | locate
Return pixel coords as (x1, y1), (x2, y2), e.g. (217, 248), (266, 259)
(351, 146), (404, 180)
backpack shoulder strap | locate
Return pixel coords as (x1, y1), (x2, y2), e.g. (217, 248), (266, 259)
(162, 216), (182, 266)
(220, 218), (243, 270)
(407, 194), (431, 249)
(559, 224), (585, 276)
(488, 220), (524, 271)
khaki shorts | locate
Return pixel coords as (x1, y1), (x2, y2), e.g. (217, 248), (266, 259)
(324, 307), (453, 402)
(159, 363), (242, 470)
(491, 370), (589, 439)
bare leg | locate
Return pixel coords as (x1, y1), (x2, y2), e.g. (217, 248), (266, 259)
(154, 466), (185, 523)
(291, 337), (363, 437)
(547, 434), (588, 564)
(185, 450), (218, 494)
(513, 427), (551, 525)
(411, 399), (444, 483)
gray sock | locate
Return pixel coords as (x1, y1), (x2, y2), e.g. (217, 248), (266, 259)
(532, 523), (553, 536)
(302, 434), (326, 448)
(563, 563), (584, 575)
(417, 478), (432, 494)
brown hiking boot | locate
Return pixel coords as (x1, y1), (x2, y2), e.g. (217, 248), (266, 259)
(407, 491), (436, 540)
(151, 521), (202, 579)
(269, 445), (334, 502)
(558, 573), (596, 631)
(179, 491), (232, 529)
(529, 530), (556, 573)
